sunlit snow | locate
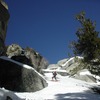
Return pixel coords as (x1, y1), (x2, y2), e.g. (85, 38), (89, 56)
(0, 56), (100, 100)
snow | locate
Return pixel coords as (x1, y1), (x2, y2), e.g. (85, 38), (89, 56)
(80, 70), (92, 76)
(0, 56), (100, 100)
(61, 56), (83, 67)
(1, 72), (100, 100)
(42, 69), (67, 73)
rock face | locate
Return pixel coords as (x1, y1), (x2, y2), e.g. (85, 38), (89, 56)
(0, 0), (10, 55)
(6, 44), (49, 74)
(24, 47), (49, 73)
(72, 69), (96, 83)
(0, 1), (48, 92)
(57, 57), (97, 83)
(6, 44), (23, 57)
(0, 57), (48, 92)
(57, 56), (83, 73)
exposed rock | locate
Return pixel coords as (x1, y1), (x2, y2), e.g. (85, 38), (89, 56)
(0, 0), (10, 55)
(6, 44), (23, 57)
(6, 44), (49, 74)
(57, 56), (83, 72)
(57, 57), (75, 70)
(24, 47), (48, 73)
(72, 69), (96, 83)
(56, 57), (97, 82)
(0, 57), (48, 92)
(0, 0), (48, 93)
(57, 58), (69, 67)
(11, 55), (32, 66)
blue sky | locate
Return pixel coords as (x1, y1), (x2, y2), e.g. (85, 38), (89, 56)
(4, 0), (100, 64)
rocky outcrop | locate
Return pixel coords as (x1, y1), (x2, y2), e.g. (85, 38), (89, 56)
(72, 69), (96, 83)
(6, 44), (23, 57)
(0, 0), (48, 93)
(57, 56), (83, 72)
(24, 47), (48, 73)
(56, 57), (97, 83)
(6, 44), (49, 74)
(0, 0), (10, 55)
(0, 57), (48, 92)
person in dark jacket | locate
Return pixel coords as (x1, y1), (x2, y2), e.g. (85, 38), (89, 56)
(52, 71), (57, 80)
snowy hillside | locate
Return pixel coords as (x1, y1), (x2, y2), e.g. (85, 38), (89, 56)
(1, 72), (100, 100)
(0, 57), (100, 100)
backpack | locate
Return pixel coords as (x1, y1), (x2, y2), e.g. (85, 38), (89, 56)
(53, 71), (57, 76)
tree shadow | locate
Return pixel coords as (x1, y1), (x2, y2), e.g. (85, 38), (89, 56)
(55, 91), (100, 100)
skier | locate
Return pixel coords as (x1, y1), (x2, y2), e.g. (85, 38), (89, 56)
(52, 71), (57, 81)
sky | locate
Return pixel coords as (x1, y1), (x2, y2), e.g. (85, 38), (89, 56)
(4, 0), (100, 64)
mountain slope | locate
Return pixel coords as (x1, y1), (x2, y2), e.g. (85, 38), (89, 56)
(16, 72), (100, 100)
(0, 57), (100, 100)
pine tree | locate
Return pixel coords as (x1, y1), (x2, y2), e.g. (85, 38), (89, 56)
(71, 11), (100, 62)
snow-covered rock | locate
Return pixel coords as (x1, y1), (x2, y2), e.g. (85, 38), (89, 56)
(71, 69), (96, 83)
(47, 64), (60, 70)
(57, 56), (83, 71)
(0, 88), (21, 100)
(0, 56), (48, 92)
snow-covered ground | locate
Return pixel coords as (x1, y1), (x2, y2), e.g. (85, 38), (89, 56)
(15, 72), (100, 100)
(1, 72), (100, 100)
(1, 56), (100, 100)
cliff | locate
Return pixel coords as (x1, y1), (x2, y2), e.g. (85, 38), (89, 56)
(0, 0), (10, 55)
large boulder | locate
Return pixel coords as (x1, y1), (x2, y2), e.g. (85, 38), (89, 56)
(6, 44), (49, 74)
(6, 44), (23, 57)
(57, 56), (83, 73)
(24, 47), (49, 73)
(0, 0), (10, 55)
(72, 69), (96, 83)
(57, 57), (75, 70)
(0, 56), (48, 92)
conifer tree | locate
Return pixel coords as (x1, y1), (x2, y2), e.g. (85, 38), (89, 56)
(71, 11), (100, 62)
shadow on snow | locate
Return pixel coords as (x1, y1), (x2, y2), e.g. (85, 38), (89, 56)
(55, 91), (100, 100)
